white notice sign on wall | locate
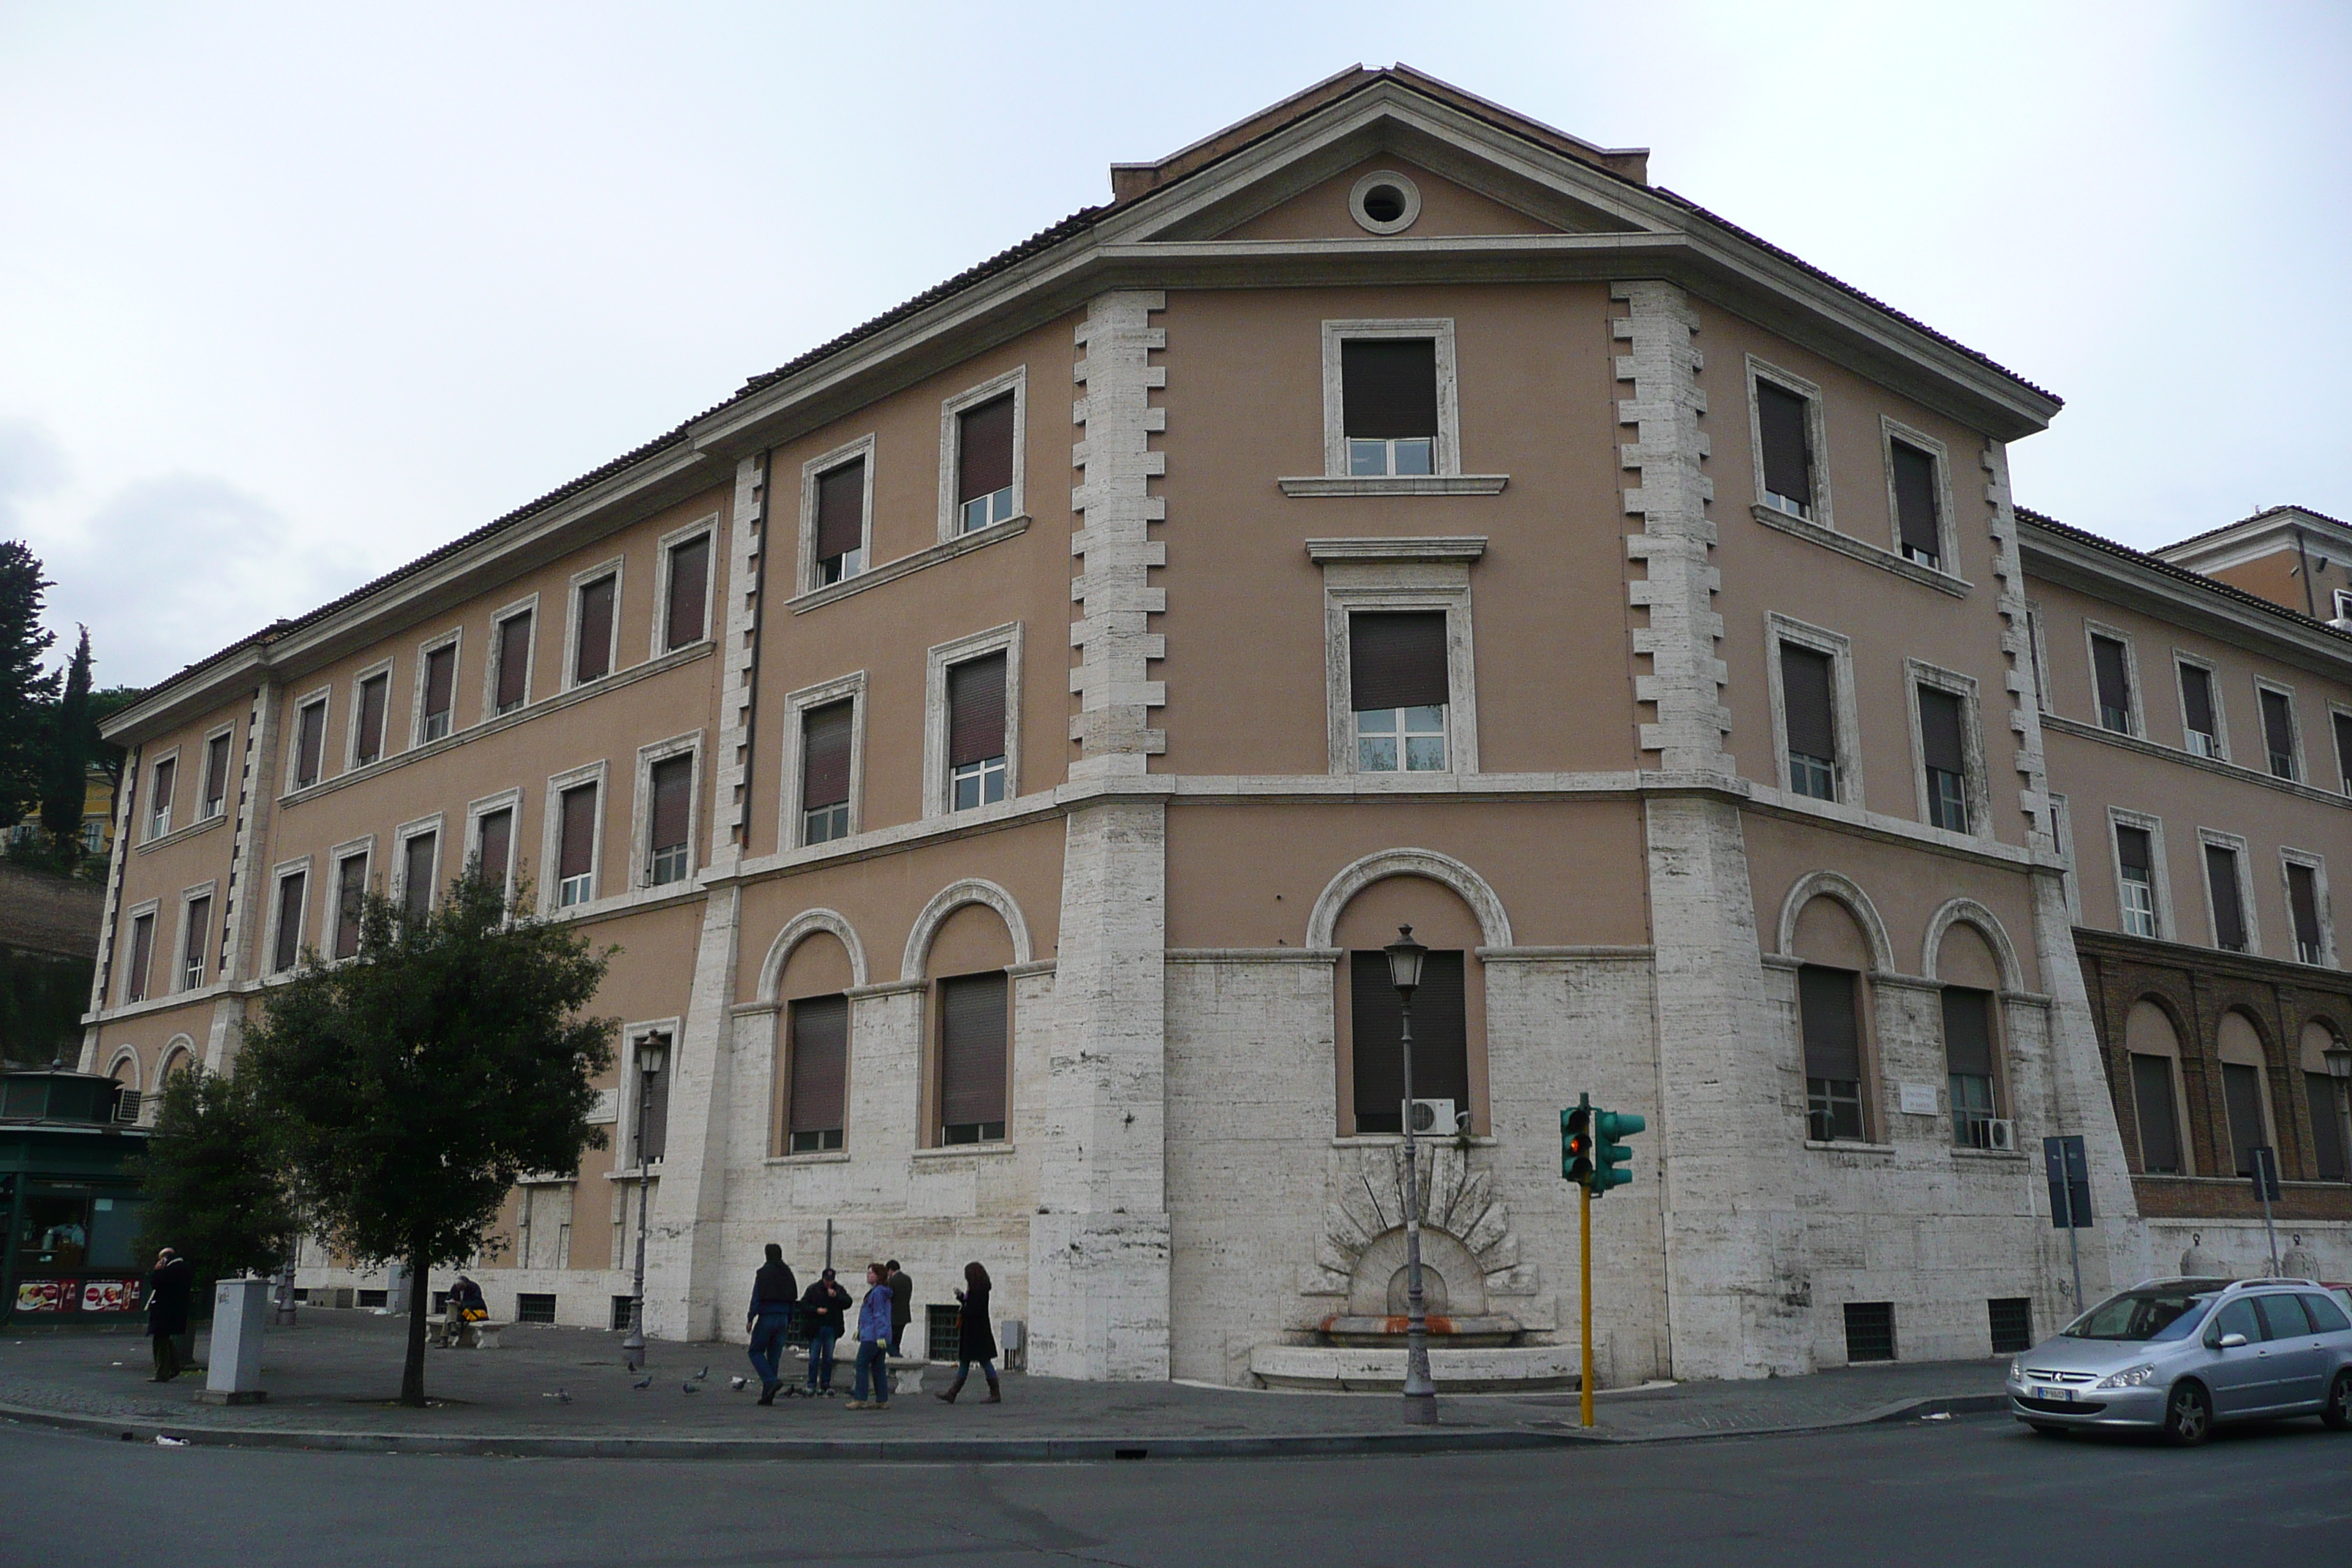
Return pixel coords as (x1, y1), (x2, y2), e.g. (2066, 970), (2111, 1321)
(587, 1088), (619, 1124)
(1899, 1082), (1940, 1117)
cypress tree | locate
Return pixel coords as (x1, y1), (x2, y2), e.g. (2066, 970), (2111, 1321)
(39, 626), (92, 866)
(0, 541), (60, 826)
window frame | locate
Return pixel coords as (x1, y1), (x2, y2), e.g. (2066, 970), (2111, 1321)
(1320, 318), (1463, 480)
(562, 559), (625, 692)
(541, 760), (609, 913)
(799, 434), (876, 592)
(265, 857), (312, 976)
(286, 687), (331, 793)
(1795, 961), (1873, 1145)
(2195, 828), (2261, 957)
(1744, 356), (1833, 529)
(464, 788), (524, 904)
(922, 623), (1022, 820)
(391, 813), (445, 919)
(2081, 621), (2142, 738)
(2171, 649), (2228, 761)
(197, 724), (235, 821)
(344, 658), (396, 770)
(928, 970), (1013, 1148)
(1765, 614), (1863, 807)
(2107, 807), (2171, 941)
(2024, 601), (2054, 715)
(143, 747), (181, 842)
(2214, 1017), (2281, 1177)
(777, 992), (853, 1156)
(935, 366), (1028, 544)
(410, 626), (464, 747)
(651, 516), (720, 657)
(616, 1020), (682, 1175)
(630, 730), (704, 892)
(484, 594), (540, 717)
(1938, 982), (2006, 1148)
(2279, 847), (2335, 968)
(2128, 1041), (2194, 1177)
(1316, 549), (1480, 777)
(2254, 676), (2304, 782)
(2328, 700), (2352, 796)
(2048, 791), (2082, 923)
(1877, 417), (1956, 572)
(779, 671), (867, 850)
(1904, 659), (1988, 837)
(328, 837), (374, 962)
(173, 882), (216, 993)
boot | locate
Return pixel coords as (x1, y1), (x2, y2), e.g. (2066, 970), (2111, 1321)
(984, 1374), (1001, 1403)
(758, 1384), (776, 1406)
(935, 1374), (965, 1403)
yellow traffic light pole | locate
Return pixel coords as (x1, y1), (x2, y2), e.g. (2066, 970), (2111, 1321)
(1580, 1177), (1594, 1428)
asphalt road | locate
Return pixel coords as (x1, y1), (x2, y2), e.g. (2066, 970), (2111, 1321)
(7, 1413), (2348, 1567)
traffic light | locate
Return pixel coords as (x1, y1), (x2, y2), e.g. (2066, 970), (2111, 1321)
(1561, 1095), (1594, 1186)
(1592, 1106), (1646, 1194)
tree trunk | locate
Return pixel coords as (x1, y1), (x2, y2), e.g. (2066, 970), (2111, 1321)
(399, 1243), (430, 1406)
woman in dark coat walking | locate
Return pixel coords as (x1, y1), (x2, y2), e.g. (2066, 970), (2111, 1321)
(935, 1261), (1000, 1403)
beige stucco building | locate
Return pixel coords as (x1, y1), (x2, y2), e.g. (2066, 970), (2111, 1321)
(84, 69), (2352, 1384)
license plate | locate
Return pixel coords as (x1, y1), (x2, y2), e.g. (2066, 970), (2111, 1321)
(2031, 1385), (2070, 1403)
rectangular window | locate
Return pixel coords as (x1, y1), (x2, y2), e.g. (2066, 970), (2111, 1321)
(295, 699), (327, 788)
(1889, 440), (1941, 568)
(1779, 644), (1838, 801)
(2288, 862), (2324, 964)
(180, 897), (211, 990)
(475, 807), (513, 893)
(956, 394), (1017, 534)
(1351, 611), (1449, 773)
(200, 733), (232, 819)
(2117, 825), (2158, 938)
(647, 756), (692, 886)
(420, 644), (456, 742)
(148, 758), (174, 838)
(515, 1293), (557, 1325)
(1843, 1301), (1896, 1363)
(946, 653), (1009, 810)
(494, 610), (532, 713)
(2222, 1061), (2267, 1177)
(787, 994), (849, 1153)
(800, 698), (853, 845)
(2261, 687), (2298, 780)
(573, 575), (617, 685)
(125, 913), (154, 1002)
(354, 673), (389, 765)
(402, 832), (436, 921)
(1755, 380), (1814, 518)
(636, 1035), (671, 1164)
(557, 784), (598, 907)
(2334, 712), (2352, 794)
(664, 533), (710, 651)
(1989, 1297), (2035, 1356)
(2130, 1054), (2182, 1174)
(1941, 987), (1997, 1149)
(272, 872), (305, 973)
(2090, 636), (2133, 734)
(1916, 686), (1969, 833)
(2179, 663), (2220, 758)
(1346, 949), (1469, 1136)
(938, 971), (1009, 1144)
(813, 459), (866, 585)
(2308, 1071), (2346, 1182)
(334, 855), (366, 959)
(2206, 844), (2247, 952)
(1800, 965), (1865, 1142)
(1341, 337), (1438, 478)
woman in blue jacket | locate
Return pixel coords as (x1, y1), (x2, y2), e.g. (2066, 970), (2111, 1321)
(847, 1263), (896, 1409)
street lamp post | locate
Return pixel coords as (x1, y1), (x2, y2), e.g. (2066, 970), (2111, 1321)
(1385, 925), (1437, 1427)
(620, 1036), (667, 1373)
(2326, 1038), (2352, 1188)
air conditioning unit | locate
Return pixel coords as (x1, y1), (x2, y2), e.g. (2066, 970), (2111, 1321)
(113, 1090), (140, 1124)
(1403, 1098), (1462, 1137)
(1985, 1117), (2017, 1152)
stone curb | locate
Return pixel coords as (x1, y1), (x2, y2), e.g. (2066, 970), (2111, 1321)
(0, 1391), (2011, 1460)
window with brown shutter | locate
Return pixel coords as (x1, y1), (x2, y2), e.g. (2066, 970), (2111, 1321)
(2179, 663), (2220, 757)
(813, 459), (865, 584)
(273, 871), (306, 972)
(557, 784), (598, 907)
(2130, 1054), (2182, 1174)
(573, 576), (617, 685)
(787, 994), (849, 1152)
(126, 913), (154, 1001)
(2307, 1071), (2345, 1181)
(295, 699), (327, 788)
(1800, 965), (1863, 1140)
(1890, 440), (1941, 567)
(1350, 611), (1449, 772)
(957, 395), (1017, 534)
(403, 832), (436, 920)
(636, 1034), (671, 1164)
(1779, 644), (1837, 800)
(938, 971), (1008, 1143)
(354, 673), (389, 765)
(474, 807), (513, 892)
(947, 653), (1008, 810)
(2223, 1062), (2267, 1177)
(148, 758), (174, 837)
(647, 755), (692, 886)
(2206, 844), (2247, 952)
(2288, 862), (2324, 963)
(181, 897), (211, 990)
(2261, 687), (2298, 779)
(201, 733), (232, 818)
(1346, 949), (1468, 1135)
(2090, 637), (2132, 734)
(1756, 381), (1813, 514)
(420, 644), (456, 741)
(1941, 987), (1997, 1147)
(665, 534), (709, 650)
(1341, 338), (1438, 477)
(1916, 686), (1970, 833)
(334, 855), (366, 959)
(800, 699), (853, 844)
(494, 611), (532, 712)
(2334, 712), (2352, 794)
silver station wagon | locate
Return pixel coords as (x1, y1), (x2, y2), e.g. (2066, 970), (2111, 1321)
(2008, 1276), (2352, 1444)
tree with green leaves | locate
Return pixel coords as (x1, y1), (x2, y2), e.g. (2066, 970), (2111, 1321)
(39, 626), (92, 868)
(237, 870), (617, 1405)
(135, 1065), (300, 1291)
(0, 540), (61, 826)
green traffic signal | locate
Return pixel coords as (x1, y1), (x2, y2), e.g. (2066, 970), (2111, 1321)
(1561, 1095), (1594, 1184)
(1591, 1107), (1646, 1194)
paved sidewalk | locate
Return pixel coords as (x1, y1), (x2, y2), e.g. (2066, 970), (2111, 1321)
(0, 1312), (2008, 1459)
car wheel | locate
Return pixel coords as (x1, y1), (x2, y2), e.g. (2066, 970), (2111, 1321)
(2027, 1422), (2068, 1437)
(2324, 1371), (2352, 1433)
(2163, 1380), (2213, 1447)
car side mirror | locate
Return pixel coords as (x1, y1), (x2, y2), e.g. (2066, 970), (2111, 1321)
(2217, 1331), (2249, 1349)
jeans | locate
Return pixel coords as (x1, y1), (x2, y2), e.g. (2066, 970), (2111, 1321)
(804, 1325), (838, 1390)
(747, 1311), (793, 1389)
(852, 1338), (891, 1404)
(957, 1357), (998, 1382)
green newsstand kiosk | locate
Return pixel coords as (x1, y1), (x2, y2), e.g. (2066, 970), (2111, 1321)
(2, 1068), (151, 1327)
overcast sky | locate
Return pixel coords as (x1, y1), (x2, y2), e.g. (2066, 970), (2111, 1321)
(3, 1), (2346, 687)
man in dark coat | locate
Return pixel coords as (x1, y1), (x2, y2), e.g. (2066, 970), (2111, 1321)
(146, 1247), (192, 1382)
(745, 1243), (799, 1405)
(799, 1268), (853, 1396)
(884, 1259), (913, 1357)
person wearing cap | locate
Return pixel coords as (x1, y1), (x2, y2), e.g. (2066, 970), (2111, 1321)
(798, 1267), (853, 1397)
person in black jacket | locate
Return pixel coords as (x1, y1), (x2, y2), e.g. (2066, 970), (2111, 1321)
(935, 1261), (1000, 1404)
(884, 1260), (913, 1357)
(745, 1244), (799, 1405)
(799, 1267), (853, 1397)
(145, 1248), (192, 1382)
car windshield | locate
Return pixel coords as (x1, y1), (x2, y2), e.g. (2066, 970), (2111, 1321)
(2063, 1288), (2219, 1342)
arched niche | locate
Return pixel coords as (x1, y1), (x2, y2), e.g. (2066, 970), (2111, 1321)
(1305, 848), (1511, 952)
(2215, 1009), (2279, 1173)
(900, 879), (1031, 983)
(1791, 892), (1875, 973)
(1776, 871), (1894, 972)
(2123, 998), (2193, 1176)
(1330, 872), (1488, 1137)
(757, 908), (867, 998)
(1923, 898), (2024, 992)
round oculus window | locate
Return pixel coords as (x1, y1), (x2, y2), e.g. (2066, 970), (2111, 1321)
(1349, 170), (1422, 235)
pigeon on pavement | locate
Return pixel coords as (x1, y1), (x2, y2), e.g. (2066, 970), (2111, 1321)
(730, 1376), (747, 1390)
(631, 1376), (653, 1390)
(694, 1365), (709, 1380)
(543, 1390), (572, 1403)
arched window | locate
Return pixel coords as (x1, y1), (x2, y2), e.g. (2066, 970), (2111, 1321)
(1332, 875), (1484, 1137)
(774, 929), (855, 1156)
(1937, 921), (2004, 1148)
(2299, 1021), (2347, 1183)
(923, 902), (1015, 1146)
(2123, 1000), (2190, 1175)
(2215, 1011), (2277, 1179)
(1792, 894), (1874, 1143)
(108, 1053), (140, 1124)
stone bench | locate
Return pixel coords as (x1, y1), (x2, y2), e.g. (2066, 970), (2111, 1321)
(426, 1314), (505, 1349)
